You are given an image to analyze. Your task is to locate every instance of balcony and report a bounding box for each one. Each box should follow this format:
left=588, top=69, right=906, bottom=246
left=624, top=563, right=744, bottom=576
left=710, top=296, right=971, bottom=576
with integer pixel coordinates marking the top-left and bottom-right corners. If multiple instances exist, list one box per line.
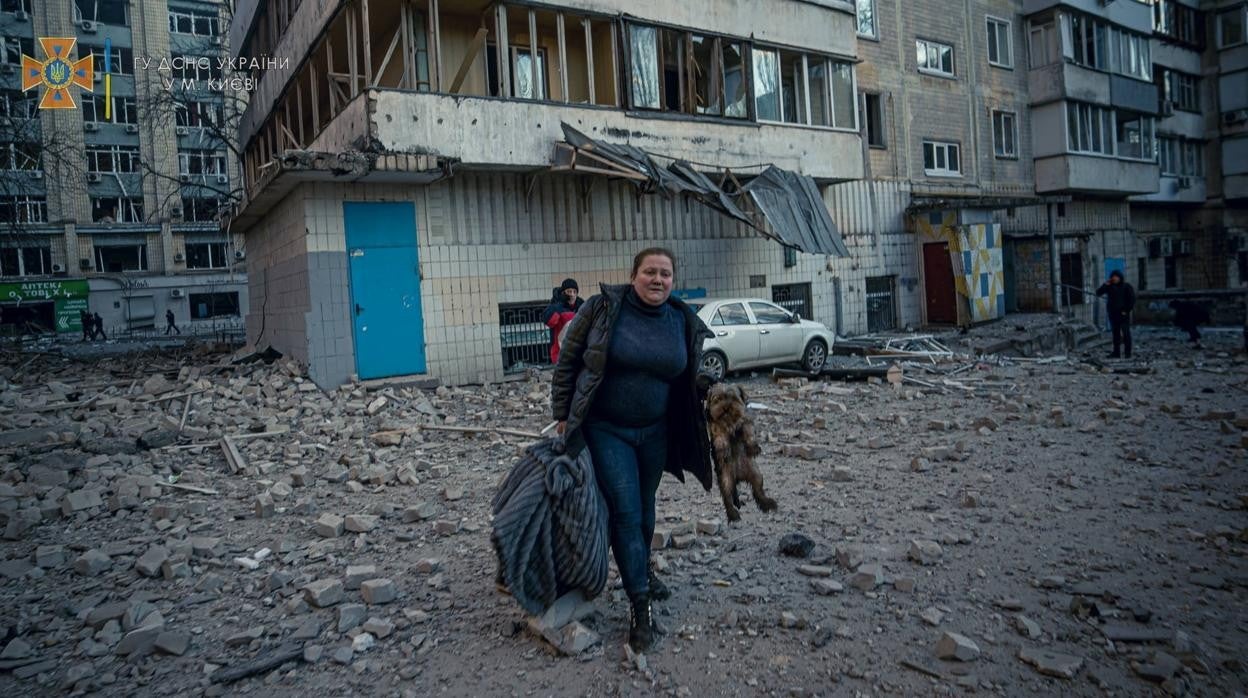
left=1023, top=0, right=1152, bottom=35
left=1029, top=63, right=1157, bottom=114
left=1130, top=175, right=1206, bottom=204
left=1034, top=154, right=1159, bottom=195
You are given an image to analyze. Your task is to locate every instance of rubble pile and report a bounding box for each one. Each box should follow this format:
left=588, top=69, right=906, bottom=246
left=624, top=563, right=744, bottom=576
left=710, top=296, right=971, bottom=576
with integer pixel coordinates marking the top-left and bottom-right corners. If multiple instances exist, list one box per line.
left=0, top=330, right=1245, bottom=696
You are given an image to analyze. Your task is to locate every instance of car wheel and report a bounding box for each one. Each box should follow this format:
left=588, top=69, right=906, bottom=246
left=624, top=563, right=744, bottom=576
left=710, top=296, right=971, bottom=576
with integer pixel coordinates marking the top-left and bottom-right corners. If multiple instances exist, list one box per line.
left=700, top=350, right=727, bottom=382
left=801, top=339, right=827, bottom=374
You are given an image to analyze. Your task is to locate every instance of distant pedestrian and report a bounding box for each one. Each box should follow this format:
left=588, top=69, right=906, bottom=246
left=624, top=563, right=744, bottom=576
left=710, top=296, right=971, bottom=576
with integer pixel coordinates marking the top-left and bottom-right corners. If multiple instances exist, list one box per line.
left=541, top=278, right=584, bottom=364
left=1096, top=270, right=1135, bottom=359
left=80, top=309, right=91, bottom=341
left=1169, top=300, right=1209, bottom=349
left=165, top=308, right=180, bottom=335
left=92, top=312, right=107, bottom=341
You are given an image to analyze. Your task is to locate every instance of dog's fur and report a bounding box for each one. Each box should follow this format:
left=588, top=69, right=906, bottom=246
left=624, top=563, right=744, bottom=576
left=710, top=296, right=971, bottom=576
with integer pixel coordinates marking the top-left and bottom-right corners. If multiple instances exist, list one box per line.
left=699, top=376, right=778, bottom=522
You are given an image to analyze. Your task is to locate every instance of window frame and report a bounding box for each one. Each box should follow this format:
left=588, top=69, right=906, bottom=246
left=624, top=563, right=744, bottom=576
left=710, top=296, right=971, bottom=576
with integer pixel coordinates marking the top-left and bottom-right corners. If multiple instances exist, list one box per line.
left=93, top=243, right=148, bottom=272
left=986, top=16, right=1014, bottom=69
left=856, top=0, right=877, bottom=40
left=1218, top=6, right=1246, bottom=48
left=916, top=38, right=955, bottom=78
left=184, top=241, right=230, bottom=269
left=90, top=197, right=144, bottom=224
left=922, top=139, right=962, bottom=177
left=992, top=110, right=1018, bottom=159
left=168, top=8, right=220, bottom=37
left=0, top=195, right=47, bottom=224
left=863, top=92, right=886, bottom=148
left=0, top=246, right=51, bottom=278
left=189, top=291, right=240, bottom=319
left=753, top=44, right=858, bottom=131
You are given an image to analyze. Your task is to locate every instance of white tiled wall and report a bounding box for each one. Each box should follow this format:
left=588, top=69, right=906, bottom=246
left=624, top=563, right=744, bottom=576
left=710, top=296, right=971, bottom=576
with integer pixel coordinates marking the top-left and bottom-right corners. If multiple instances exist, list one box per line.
left=249, top=174, right=924, bottom=387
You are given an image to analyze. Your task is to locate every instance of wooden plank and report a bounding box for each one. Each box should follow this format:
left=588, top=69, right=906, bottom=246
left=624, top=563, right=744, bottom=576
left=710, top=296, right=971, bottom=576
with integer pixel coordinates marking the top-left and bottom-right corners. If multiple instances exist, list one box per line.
left=373, top=25, right=403, bottom=88
left=361, top=0, right=372, bottom=86
left=584, top=18, right=594, bottom=104
left=31, top=395, right=99, bottom=413
left=220, top=437, right=246, bottom=474
left=429, top=0, right=442, bottom=90
left=141, top=388, right=207, bottom=404
left=447, top=27, right=487, bottom=94
left=165, top=481, right=218, bottom=495
left=556, top=13, right=567, bottom=101
left=178, top=394, right=193, bottom=432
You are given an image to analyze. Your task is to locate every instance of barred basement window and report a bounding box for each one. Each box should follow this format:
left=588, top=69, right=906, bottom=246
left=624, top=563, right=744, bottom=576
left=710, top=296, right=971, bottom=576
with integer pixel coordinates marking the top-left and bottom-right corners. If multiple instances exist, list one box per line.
left=499, top=300, right=553, bottom=373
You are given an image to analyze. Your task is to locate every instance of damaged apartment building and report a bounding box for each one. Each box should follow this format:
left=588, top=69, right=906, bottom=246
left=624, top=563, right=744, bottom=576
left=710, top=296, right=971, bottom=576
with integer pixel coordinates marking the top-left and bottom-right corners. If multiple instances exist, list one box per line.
left=227, top=0, right=1246, bottom=388
left=226, top=0, right=885, bottom=387
left=0, top=0, right=247, bottom=336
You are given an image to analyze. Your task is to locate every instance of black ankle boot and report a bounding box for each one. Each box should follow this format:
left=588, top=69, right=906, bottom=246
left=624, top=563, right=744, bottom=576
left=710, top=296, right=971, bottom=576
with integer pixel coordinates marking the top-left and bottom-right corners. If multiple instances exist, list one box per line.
left=629, top=595, right=655, bottom=652
left=648, top=570, right=671, bottom=601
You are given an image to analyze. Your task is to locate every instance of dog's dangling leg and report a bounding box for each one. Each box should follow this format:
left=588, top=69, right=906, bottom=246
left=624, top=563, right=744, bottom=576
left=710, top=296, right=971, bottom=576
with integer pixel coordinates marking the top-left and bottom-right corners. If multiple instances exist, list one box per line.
left=718, top=469, right=741, bottom=522
left=749, top=474, right=778, bottom=513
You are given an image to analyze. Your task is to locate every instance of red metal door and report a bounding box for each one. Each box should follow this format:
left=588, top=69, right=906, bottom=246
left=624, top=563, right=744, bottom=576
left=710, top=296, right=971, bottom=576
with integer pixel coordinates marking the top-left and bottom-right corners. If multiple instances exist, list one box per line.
left=923, top=242, right=958, bottom=325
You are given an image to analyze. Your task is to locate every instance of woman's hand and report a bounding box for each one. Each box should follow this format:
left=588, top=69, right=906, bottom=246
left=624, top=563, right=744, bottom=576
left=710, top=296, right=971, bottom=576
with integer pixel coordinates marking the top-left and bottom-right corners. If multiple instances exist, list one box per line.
left=556, top=421, right=567, bottom=435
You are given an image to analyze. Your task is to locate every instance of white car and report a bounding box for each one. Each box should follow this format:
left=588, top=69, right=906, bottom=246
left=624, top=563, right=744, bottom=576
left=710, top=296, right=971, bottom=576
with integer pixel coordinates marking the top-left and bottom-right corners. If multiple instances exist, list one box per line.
left=686, top=298, right=835, bottom=381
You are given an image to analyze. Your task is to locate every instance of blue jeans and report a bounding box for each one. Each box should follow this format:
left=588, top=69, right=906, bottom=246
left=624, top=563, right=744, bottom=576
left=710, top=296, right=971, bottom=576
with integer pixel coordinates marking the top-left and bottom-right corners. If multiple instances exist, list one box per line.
left=582, top=419, right=667, bottom=603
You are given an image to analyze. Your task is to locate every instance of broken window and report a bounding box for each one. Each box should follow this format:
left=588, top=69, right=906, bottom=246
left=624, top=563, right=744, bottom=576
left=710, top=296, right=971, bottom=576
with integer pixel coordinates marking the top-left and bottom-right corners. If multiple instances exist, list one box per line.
left=181, top=197, right=223, bottom=223
left=753, top=47, right=780, bottom=121
left=83, top=96, right=137, bottom=124
left=0, top=141, right=38, bottom=171
left=189, top=292, right=239, bottom=319
left=74, top=0, right=128, bottom=26
left=756, top=47, right=856, bottom=129
left=185, top=241, right=230, bottom=268
left=488, top=45, right=547, bottom=99
left=0, top=246, right=50, bottom=277
left=629, top=25, right=660, bottom=109
left=94, top=243, right=147, bottom=271
left=85, top=145, right=141, bottom=174
left=0, top=196, right=46, bottom=223
left=91, top=197, right=144, bottom=223
left=722, top=41, right=746, bottom=118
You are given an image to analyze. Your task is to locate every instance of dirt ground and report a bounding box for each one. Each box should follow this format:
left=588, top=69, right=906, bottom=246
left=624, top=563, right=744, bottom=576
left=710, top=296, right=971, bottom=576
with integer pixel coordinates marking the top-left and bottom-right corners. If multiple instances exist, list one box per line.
left=0, top=322, right=1245, bottom=697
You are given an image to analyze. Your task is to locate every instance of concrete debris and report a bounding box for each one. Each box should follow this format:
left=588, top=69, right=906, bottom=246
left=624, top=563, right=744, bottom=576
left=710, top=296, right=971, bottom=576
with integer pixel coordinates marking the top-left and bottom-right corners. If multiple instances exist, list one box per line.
left=0, top=327, right=1242, bottom=694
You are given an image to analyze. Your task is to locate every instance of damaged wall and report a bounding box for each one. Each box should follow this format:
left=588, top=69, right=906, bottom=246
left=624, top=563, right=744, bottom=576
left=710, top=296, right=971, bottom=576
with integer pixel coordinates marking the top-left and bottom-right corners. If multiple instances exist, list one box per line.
left=247, top=171, right=918, bottom=388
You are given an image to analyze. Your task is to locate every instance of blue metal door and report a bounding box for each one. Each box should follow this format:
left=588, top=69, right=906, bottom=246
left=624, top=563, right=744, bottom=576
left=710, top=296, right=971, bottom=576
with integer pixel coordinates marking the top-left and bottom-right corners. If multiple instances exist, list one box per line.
left=344, top=202, right=426, bottom=379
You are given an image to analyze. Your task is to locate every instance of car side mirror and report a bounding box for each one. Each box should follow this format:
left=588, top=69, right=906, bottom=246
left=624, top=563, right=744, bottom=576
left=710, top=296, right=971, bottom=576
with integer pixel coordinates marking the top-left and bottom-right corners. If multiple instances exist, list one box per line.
left=789, top=312, right=801, bottom=323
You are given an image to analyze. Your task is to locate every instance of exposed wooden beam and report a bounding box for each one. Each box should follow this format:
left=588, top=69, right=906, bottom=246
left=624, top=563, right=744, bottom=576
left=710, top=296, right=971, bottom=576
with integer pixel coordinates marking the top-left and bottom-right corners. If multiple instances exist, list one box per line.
left=399, top=1, right=411, bottom=89
left=373, top=25, right=403, bottom=88
left=448, top=27, right=487, bottom=94
left=430, top=0, right=442, bottom=91
left=556, top=13, right=568, bottom=102
left=362, top=0, right=372, bottom=87
left=584, top=18, right=594, bottom=104
left=496, top=5, right=509, bottom=97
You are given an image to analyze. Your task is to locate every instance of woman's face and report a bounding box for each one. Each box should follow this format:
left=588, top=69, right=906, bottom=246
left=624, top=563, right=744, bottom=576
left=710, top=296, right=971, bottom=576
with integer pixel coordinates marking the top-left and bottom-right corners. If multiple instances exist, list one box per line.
left=631, top=254, right=674, bottom=306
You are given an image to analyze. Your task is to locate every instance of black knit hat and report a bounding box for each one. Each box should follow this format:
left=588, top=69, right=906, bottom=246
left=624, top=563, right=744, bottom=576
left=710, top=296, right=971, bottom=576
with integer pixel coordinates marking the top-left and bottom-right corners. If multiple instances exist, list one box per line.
left=1109, top=269, right=1124, bottom=281
left=560, top=278, right=579, bottom=292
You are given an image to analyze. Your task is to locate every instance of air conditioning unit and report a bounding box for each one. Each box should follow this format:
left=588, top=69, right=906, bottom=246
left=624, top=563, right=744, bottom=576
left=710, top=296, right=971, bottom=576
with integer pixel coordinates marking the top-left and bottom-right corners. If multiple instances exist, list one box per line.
left=1148, top=238, right=1162, bottom=259
left=179, top=174, right=191, bottom=183
left=1160, top=101, right=1175, bottom=117
left=1178, top=239, right=1193, bottom=256
left=173, top=252, right=185, bottom=262
left=28, top=170, right=42, bottom=180
left=125, top=124, right=138, bottom=134
left=170, top=288, right=185, bottom=298
left=87, top=172, right=101, bottom=182
left=1161, top=237, right=1175, bottom=257
left=80, top=20, right=98, bottom=33
left=1225, top=109, right=1248, bottom=125
left=51, top=263, right=64, bottom=273
left=233, top=249, right=245, bottom=261
left=176, top=126, right=189, bottom=136
left=84, top=122, right=99, bottom=132
left=13, top=10, right=28, bottom=21
left=215, top=174, right=228, bottom=184
left=79, top=258, right=93, bottom=270
left=1177, top=176, right=1191, bottom=189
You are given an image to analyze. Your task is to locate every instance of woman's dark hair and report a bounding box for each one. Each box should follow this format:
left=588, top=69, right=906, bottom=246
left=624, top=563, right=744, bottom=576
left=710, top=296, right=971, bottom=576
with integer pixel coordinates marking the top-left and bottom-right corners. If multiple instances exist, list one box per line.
left=630, top=247, right=676, bottom=278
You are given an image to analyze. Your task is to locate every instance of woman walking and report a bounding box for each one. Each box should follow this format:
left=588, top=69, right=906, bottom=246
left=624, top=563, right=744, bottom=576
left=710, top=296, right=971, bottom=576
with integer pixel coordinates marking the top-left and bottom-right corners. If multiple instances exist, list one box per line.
left=550, top=248, right=714, bottom=652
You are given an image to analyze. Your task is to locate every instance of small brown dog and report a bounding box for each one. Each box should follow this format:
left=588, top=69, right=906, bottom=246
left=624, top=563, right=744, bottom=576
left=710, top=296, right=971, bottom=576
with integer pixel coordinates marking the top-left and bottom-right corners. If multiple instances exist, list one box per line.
left=701, top=377, right=778, bottom=522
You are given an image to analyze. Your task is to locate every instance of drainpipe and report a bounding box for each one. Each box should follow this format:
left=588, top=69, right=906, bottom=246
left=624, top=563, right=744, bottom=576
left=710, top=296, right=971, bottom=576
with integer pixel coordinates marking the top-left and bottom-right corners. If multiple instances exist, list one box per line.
left=1048, top=203, right=1060, bottom=314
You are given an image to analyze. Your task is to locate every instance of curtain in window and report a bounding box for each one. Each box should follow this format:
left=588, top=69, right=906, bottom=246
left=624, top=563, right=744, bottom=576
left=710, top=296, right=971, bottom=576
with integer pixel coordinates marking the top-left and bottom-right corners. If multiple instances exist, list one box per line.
left=630, top=26, right=660, bottom=109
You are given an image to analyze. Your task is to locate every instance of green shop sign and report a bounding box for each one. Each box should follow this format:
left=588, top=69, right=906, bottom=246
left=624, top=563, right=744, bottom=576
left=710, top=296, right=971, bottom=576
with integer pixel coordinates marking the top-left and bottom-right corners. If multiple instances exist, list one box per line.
left=0, top=280, right=90, bottom=333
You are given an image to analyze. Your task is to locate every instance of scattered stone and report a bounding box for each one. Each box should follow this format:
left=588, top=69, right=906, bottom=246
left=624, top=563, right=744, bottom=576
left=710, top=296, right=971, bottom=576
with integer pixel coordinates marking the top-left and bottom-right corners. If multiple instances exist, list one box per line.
left=362, top=618, right=394, bottom=639
left=893, top=576, right=916, bottom=593
left=254, top=492, right=275, bottom=518
left=34, top=545, right=66, bottom=568
left=907, top=539, right=942, bottom=566
left=1015, top=615, right=1042, bottom=639
left=337, top=604, right=367, bottom=633
left=778, top=532, right=815, bottom=558
left=1018, top=647, right=1082, bottom=679
left=810, top=579, right=843, bottom=595
left=797, top=564, right=833, bottom=577
left=73, top=549, right=111, bottom=576
left=848, top=563, right=884, bottom=591
left=351, top=633, right=375, bottom=652
left=920, top=607, right=944, bottom=627
left=344, top=514, right=379, bottom=533
left=935, top=632, right=980, bottom=662
left=1134, top=651, right=1183, bottom=682
left=345, top=564, right=377, bottom=590
left=314, top=514, right=345, bottom=538
left=696, top=519, right=722, bottom=535
left=134, top=545, right=169, bottom=578
left=331, top=646, right=354, bottom=665
left=304, top=579, right=344, bottom=608
left=361, top=578, right=397, bottom=605
left=830, top=466, right=853, bottom=482
left=403, top=502, right=438, bottom=522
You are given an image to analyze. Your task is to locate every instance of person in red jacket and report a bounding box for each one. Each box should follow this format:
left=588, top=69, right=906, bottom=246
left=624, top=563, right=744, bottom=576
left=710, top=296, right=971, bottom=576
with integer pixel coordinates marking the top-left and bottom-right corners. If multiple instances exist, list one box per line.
left=542, top=278, right=584, bottom=363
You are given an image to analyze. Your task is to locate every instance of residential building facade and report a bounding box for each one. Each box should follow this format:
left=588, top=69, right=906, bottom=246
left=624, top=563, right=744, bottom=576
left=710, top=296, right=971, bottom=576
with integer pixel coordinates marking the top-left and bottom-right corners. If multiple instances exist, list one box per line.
left=229, top=0, right=1244, bottom=388
left=0, top=0, right=246, bottom=337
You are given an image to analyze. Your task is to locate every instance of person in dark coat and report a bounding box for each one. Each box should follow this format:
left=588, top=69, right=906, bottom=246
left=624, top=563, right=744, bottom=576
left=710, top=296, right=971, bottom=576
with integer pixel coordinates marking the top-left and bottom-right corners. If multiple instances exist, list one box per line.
left=551, top=247, right=713, bottom=653
left=79, top=309, right=91, bottom=341
left=1096, top=270, right=1135, bottom=359
left=1169, top=300, right=1210, bottom=348
left=92, top=312, right=107, bottom=341
left=165, top=308, right=180, bottom=335
left=541, top=278, right=583, bottom=364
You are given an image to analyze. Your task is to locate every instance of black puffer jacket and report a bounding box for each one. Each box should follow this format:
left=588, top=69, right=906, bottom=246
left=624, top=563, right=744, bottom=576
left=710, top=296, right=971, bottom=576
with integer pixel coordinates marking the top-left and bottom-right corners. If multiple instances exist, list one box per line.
left=551, top=284, right=714, bottom=491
